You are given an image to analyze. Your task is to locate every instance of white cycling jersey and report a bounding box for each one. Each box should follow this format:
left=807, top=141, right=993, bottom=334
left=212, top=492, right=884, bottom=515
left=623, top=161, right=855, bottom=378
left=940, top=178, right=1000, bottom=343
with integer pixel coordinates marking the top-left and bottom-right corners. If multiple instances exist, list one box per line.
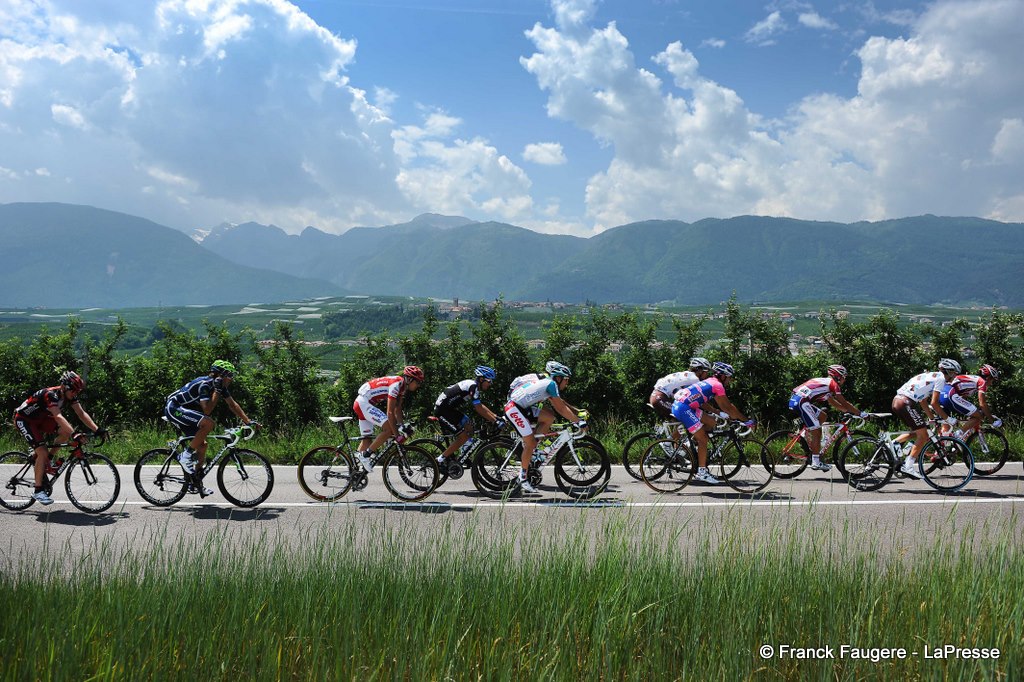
left=654, top=371, right=699, bottom=397
left=896, top=371, right=947, bottom=402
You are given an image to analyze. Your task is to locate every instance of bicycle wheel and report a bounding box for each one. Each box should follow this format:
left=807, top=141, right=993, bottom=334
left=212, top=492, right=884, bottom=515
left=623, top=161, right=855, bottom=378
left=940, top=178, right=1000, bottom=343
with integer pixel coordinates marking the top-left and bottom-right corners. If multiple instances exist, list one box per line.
left=297, top=446, right=354, bottom=502
left=639, top=439, right=693, bottom=493
left=719, top=437, right=774, bottom=494
left=382, top=444, right=439, bottom=501
left=407, top=437, right=450, bottom=483
left=967, top=427, right=1010, bottom=476
left=63, top=453, right=120, bottom=513
left=554, top=439, right=610, bottom=499
left=217, top=449, right=275, bottom=507
left=0, top=451, right=36, bottom=510
left=839, top=437, right=894, bottom=492
left=761, top=430, right=809, bottom=479
left=833, top=429, right=875, bottom=479
left=134, top=448, right=189, bottom=506
left=471, top=438, right=520, bottom=495
left=621, top=431, right=660, bottom=481
left=919, top=437, right=974, bottom=493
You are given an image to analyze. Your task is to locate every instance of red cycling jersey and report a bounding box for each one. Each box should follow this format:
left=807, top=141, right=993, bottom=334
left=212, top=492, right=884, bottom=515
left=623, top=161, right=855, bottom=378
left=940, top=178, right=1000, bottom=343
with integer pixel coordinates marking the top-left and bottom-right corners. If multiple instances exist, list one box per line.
left=947, top=374, right=988, bottom=398
left=357, top=376, right=407, bottom=406
left=14, top=386, right=76, bottom=419
left=791, top=377, right=841, bottom=404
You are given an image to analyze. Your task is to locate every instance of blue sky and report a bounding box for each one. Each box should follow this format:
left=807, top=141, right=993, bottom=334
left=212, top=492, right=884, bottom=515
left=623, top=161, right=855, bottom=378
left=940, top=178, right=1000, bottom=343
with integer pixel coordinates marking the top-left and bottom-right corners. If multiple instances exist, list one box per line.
left=1, top=0, right=1022, bottom=236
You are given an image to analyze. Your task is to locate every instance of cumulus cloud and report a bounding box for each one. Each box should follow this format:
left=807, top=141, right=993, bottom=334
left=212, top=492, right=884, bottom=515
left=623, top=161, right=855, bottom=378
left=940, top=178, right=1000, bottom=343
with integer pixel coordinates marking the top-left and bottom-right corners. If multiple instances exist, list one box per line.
left=798, top=12, right=837, bottom=30
left=523, top=142, right=567, bottom=165
left=745, top=11, right=786, bottom=46
left=520, top=0, right=1024, bottom=228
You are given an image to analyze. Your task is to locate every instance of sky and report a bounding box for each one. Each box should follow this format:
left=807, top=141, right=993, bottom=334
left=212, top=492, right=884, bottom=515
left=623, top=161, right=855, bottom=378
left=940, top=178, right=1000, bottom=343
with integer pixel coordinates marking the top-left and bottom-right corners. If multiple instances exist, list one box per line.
left=1, top=0, right=1022, bottom=236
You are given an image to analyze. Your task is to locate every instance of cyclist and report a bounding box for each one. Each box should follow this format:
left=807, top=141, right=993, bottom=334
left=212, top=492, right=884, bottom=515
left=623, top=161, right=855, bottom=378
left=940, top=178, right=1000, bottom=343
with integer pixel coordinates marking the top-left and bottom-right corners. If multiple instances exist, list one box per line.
left=165, top=360, right=258, bottom=497
left=788, top=365, right=868, bottom=473
left=504, top=360, right=585, bottom=494
left=353, top=365, right=424, bottom=471
left=671, top=361, right=755, bottom=484
left=937, top=363, right=1002, bottom=438
left=433, top=365, right=505, bottom=473
left=12, top=371, right=105, bottom=505
left=649, top=357, right=713, bottom=419
left=890, top=358, right=960, bottom=478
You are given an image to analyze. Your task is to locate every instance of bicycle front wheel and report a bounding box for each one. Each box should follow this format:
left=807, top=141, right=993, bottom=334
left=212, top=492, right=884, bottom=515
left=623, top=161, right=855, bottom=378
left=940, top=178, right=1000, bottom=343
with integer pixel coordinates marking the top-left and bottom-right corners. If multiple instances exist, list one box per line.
left=297, top=446, right=354, bottom=502
left=639, top=439, right=693, bottom=493
left=761, top=430, right=809, bottom=479
left=967, top=427, right=1009, bottom=476
left=839, top=437, right=894, bottom=492
left=0, top=451, right=36, bottom=510
left=919, top=437, right=974, bottom=493
left=621, top=431, right=659, bottom=481
left=554, top=439, right=610, bottom=499
left=134, top=448, right=188, bottom=506
left=471, top=438, right=520, bottom=495
left=719, top=438, right=773, bottom=494
left=64, top=453, right=120, bottom=513
left=382, top=444, right=439, bottom=501
left=217, top=449, right=274, bottom=507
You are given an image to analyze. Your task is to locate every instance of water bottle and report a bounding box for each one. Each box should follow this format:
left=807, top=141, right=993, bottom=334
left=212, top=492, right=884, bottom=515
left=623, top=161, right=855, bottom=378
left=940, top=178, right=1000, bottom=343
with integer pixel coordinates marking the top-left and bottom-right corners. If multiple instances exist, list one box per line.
left=458, top=437, right=475, bottom=458
left=953, top=429, right=965, bottom=440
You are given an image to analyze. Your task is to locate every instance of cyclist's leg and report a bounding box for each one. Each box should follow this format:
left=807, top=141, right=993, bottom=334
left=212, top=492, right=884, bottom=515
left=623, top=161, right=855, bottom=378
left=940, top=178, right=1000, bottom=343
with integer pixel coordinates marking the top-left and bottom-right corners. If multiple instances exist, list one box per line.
left=650, top=391, right=678, bottom=443
left=192, top=416, right=215, bottom=469
left=14, top=415, right=57, bottom=490
left=354, top=396, right=390, bottom=454
left=504, top=402, right=535, bottom=476
left=796, top=401, right=824, bottom=462
left=534, top=405, right=556, bottom=437
left=892, top=396, right=928, bottom=462
left=947, top=394, right=977, bottom=435
left=435, top=410, right=469, bottom=458
left=671, top=402, right=707, bottom=466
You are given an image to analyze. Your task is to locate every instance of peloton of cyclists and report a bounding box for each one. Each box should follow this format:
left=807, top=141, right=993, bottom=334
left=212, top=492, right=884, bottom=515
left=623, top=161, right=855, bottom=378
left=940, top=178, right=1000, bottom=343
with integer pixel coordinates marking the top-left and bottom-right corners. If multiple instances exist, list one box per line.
left=433, top=365, right=506, bottom=475
left=649, top=357, right=713, bottom=419
left=353, top=365, right=425, bottom=472
left=12, top=371, right=106, bottom=505
left=788, top=365, right=869, bottom=473
left=889, top=358, right=961, bottom=479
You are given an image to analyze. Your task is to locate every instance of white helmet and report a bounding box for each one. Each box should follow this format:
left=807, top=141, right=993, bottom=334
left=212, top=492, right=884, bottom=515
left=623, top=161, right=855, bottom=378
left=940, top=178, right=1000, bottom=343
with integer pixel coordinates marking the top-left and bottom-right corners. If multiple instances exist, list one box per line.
left=689, top=357, right=712, bottom=371
left=544, top=360, right=572, bottom=378
left=937, top=358, right=961, bottom=374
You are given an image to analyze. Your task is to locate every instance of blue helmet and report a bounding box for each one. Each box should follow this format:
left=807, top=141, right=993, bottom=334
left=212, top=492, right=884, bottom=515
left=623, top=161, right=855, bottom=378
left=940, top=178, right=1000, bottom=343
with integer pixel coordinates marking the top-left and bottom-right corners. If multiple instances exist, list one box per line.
left=475, top=365, right=497, bottom=381
left=712, top=361, right=735, bottom=377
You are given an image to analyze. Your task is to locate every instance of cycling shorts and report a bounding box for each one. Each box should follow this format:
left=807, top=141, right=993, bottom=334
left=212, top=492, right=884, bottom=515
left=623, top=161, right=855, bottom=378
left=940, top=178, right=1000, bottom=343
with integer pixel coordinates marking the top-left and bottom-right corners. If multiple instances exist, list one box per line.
left=433, top=406, right=469, bottom=436
left=939, top=391, right=977, bottom=418
left=13, top=413, right=57, bottom=448
left=164, top=401, right=206, bottom=438
left=649, top=390, right=675, bottom=420
left=504, top=401, right=536, bottom=437
left=891, top=395, right=927, bottom=431
left=670, top=401, right=704, bottom=434
left=353, top=395, right=388, bottom=437
left=789, top=395, right=824, bottom=430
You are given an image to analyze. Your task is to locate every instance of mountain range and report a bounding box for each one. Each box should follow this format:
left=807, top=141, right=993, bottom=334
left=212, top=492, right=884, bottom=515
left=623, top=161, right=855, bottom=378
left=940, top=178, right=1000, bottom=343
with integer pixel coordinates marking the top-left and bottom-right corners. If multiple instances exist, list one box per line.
left=2, top=201, right=1023, bottom=308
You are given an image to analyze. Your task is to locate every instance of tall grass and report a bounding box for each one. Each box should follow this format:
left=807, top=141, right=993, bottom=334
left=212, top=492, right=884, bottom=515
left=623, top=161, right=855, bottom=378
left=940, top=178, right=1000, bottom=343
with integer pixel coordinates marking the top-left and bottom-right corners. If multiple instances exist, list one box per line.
left=2, top=510, right=1021, bottom=680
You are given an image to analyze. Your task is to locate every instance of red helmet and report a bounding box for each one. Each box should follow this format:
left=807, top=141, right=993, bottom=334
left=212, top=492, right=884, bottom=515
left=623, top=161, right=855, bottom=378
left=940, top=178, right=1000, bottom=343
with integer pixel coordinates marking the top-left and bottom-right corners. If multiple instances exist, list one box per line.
left=403, top=365, right=425, bottom=382
left=827, top=365, right=848, bottom=380
left=60, top=370, right=85, bottom=392
left=979, top=364, right=1000, bottom=379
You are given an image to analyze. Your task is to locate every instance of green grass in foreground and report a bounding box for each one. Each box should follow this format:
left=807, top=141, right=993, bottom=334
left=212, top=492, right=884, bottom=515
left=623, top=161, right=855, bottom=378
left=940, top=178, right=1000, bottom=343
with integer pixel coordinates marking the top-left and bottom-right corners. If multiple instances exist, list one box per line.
left=1, top=512, right=1022, bottom=680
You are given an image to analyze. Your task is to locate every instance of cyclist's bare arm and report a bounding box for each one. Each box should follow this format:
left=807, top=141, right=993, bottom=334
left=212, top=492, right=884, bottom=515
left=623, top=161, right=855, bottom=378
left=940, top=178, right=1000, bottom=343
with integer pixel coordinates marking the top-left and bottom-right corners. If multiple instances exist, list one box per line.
left=473, top=403, right=498, bottom=422
left=829, top=394, right=861, bottom=415
left=549, top=396, right=580, bottom=424
left=224, top=396, right=253, bottom=425
left=927, top=392, right=950, bottom=422
left=386, top=395, right=402, bottom=430
left=978, top=392, right=993, bottom=421
left=715, top=395, right=747, bottom=421
left=71, top=401, right=100, bottom=433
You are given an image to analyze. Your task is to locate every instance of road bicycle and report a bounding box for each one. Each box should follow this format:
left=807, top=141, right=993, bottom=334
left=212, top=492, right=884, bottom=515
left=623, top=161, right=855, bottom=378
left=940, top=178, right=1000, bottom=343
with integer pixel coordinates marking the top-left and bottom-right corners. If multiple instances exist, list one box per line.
left=406, top=417, right=508, bottom=485
left=134, top=421, right=273, bottom=508
left=837, top=415, right=974, bottom=493
left=762, top=413, right=875, bottom=479
left=638, top=418, right=773, bottom=494
left=471, top=413, right=610, bottom=500
left=620, top=405, right=684, bottom=481
left=0, top=431, right=120, bottom=513
left=297, top=416, right=439, bottom=502
left=952, top=417, right=1010, bottom=476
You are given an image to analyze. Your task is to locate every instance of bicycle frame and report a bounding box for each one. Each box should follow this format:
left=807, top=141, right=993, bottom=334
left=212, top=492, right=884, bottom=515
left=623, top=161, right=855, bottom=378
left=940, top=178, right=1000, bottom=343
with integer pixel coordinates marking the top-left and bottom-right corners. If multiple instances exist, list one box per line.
left=164, top=424, right=257, bottom=476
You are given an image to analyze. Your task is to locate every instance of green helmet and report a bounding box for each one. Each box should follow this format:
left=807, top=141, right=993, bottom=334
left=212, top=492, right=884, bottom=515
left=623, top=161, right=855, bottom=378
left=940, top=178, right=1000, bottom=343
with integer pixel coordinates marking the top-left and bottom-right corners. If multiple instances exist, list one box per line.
left=210, top=359, right=236, bottom=376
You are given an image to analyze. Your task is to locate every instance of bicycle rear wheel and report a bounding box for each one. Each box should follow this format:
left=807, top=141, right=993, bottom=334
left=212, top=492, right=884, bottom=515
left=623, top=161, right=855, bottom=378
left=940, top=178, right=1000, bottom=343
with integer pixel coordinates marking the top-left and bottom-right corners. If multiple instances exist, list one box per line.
left=719, top=437, right=773, bottom=494
left=0, top=451, right=36, bottom=510
left=554, top=439, right=610, bottom=499
left=919, top=437, right=974, bottom=493
left=761, top=430, right=809, bottom=479
left=967, top=427, right=1009, bottom=476
left=471, top=438, right=520, bottom=495
left=65, top=453, right=120, bottom=513
left=382, top=444, right=439, bottom=501
left=134, top=448, right=188, bottom=506
left=639, top=439, right=693, bottom=493
left=839, top=437, right=894, bottom=492
left=621, top=431, right=659, bottom=481
left=217, top=449, right=274, bottom=507
left=297, top=446, right=354, bottom=502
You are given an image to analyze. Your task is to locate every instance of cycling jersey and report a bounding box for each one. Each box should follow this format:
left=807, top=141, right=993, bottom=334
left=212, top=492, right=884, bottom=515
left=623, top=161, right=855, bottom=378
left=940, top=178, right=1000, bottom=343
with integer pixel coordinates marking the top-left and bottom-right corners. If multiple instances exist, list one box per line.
left=674, top=378, right=726, bottom=410
left=896, top=372, right=947, bottom=402
left=508, top=373, right=541, bottom=399
left=947, top=374, right=988, bottom=398
left=791, top=377, right=841, bottom=405
left=14, top=386, right=76, bottom=418
left=508, top=378, right=559, bottom=409
left=653, top=371, right=699, bottom=397
left=167, top=376, right=225, bottom=409
left=434, top=379, right=482, bottom=411
left=357, top=376, right=407, bottom=406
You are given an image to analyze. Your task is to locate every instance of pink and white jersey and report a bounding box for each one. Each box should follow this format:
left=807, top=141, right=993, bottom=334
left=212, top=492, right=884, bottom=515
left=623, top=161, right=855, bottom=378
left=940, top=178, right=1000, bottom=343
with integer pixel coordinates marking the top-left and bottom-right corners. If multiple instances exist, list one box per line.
left=948, top=374, right=988, bottom=398
left=792, top=377, right=841, bottom=404
left=675, top=377, right=726, bottom=409
left=897, top=372, right=947, bottom=402
left=654, top=371, right=699, bottom=397
left=357, top=376, right=406, bottom=406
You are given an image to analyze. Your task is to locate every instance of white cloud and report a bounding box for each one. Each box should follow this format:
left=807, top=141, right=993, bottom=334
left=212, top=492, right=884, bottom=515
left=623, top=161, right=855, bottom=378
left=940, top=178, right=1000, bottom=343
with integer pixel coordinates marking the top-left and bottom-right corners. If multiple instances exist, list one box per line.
left=798, top=12, right=837, bottom=30
left=700, top=38, right=726, bottom=49
left=51, top=103, right=88, bottom=129
left=523, top=142, right=567, bottom=165
left=745, top=11, right=785, bottom=46
left=522, top=0, right=1024, bottom=227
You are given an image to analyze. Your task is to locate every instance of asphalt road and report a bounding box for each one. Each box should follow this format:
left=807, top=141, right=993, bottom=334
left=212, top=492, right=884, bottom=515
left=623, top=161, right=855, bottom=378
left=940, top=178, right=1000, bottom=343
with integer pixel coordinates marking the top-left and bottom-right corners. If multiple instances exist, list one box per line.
left=3, top=464, right=1023, bottom=568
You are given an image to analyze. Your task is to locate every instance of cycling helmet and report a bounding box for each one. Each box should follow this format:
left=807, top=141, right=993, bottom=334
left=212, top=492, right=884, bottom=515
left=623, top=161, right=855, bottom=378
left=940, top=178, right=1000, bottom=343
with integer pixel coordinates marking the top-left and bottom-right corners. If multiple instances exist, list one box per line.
left=689, top=357, right=712, bottom=371
left=712, top=361, right=734, bottom=377
left=60, top=370, right=85, bottom=392
left=210, top=359, right=236, bottom=376
left=827, top=364, right=848, bottom=380
left=937, top=358, right=962, bottom=374
left=979, top=364, right=1000, bottom=379
left=545, top=360, right=572, bottom=378
left=474, top=365, right=497, bottom=381
left=403, top=365, right=425, bottom=382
